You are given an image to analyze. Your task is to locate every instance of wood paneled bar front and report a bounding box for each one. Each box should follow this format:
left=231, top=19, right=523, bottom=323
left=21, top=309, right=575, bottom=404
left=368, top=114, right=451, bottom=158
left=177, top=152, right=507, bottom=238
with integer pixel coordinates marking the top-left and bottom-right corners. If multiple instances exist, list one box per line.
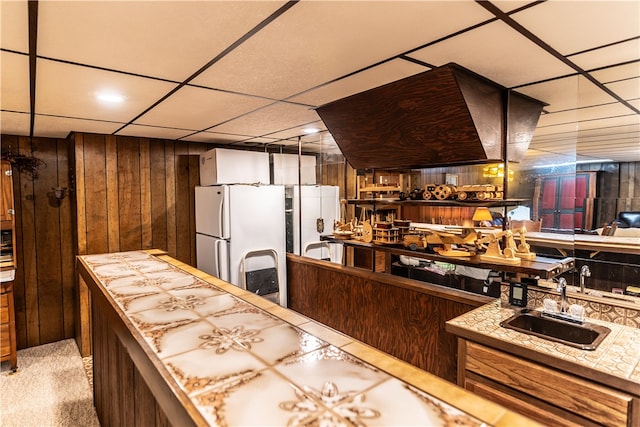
left=77, top=250, right=538, bottom=427
left=286, top=253, right=493, bottom=382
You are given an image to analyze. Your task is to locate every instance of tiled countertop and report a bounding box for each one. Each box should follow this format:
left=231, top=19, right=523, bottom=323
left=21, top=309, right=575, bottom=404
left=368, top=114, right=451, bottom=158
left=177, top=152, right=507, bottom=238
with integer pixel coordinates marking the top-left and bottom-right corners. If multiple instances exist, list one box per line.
left=446, top=299, right=640, bottom=395
left=77, top=250, right=540, bottom=427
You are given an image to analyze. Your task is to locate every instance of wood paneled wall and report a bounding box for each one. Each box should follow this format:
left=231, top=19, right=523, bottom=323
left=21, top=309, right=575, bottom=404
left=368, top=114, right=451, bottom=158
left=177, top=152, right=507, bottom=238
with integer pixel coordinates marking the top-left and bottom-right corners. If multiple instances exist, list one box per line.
left=72, top=133, right=209, bottom=354
left=1, top=132, right=209, bottom=350
left=0, top=135, right=75, bottom=349
left=72, top=132, right=208, bottom=264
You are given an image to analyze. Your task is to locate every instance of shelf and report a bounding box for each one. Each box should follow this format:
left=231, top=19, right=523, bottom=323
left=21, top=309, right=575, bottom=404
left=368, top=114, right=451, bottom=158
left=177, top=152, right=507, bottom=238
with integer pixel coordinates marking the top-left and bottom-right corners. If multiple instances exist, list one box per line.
left=358, top=185, right=402, bottom=193
left=347, top=198, right=529, bottom=208
left=321, top=236, right=574, bottom=279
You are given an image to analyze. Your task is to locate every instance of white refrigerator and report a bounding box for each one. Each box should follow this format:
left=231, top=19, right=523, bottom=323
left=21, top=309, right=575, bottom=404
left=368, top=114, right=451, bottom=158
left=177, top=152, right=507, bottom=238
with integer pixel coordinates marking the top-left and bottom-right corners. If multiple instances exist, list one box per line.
left=195, top=185, right=287, bottom=306
left=288, top=185, right=342, bottom=263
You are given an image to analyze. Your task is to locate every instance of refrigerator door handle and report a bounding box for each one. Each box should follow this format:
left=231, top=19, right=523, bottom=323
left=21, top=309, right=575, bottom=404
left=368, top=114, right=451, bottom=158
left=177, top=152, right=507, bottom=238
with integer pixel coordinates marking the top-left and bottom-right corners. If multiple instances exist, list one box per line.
left=215, top=238, right=224, bottom=278
left=218, top=196, right=225, bottom=238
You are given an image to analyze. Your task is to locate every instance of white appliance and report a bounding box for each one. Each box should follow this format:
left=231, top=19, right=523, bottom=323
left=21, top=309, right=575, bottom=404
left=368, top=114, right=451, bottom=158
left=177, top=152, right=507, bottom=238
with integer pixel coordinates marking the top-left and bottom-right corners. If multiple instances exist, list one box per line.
left=199, top=148, right=270, bottom=185
left=195, top=185, right=287, bottom=306
left=271, top=153, right=317, bottom=185
left=287, top=185, right=342, bottom=263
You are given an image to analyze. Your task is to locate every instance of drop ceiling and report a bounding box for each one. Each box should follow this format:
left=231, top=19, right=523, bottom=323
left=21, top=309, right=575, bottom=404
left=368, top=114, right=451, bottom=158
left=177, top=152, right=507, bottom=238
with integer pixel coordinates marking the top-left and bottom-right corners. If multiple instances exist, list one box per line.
left=1, top=0, right=638, bottom=169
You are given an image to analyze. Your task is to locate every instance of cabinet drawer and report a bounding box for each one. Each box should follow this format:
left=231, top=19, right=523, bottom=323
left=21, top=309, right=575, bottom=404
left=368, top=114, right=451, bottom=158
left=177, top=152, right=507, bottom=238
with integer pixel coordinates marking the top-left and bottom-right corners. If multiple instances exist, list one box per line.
left=0, top=323, right=10, bottom=357
left=465, top=341, right=633, bottom=427
left=465, top=374, right=595, bottom=427
left=0, top=293, right=8, bottom=308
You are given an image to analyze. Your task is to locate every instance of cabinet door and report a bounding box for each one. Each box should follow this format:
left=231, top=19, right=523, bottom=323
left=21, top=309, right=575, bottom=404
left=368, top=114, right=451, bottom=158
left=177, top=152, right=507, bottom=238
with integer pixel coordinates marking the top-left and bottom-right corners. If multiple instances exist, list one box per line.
left=0, top=161, right=14, bottom=223
left=463, top=341, right=633, bottom=427
left=539, top=172, right=595, bottom=231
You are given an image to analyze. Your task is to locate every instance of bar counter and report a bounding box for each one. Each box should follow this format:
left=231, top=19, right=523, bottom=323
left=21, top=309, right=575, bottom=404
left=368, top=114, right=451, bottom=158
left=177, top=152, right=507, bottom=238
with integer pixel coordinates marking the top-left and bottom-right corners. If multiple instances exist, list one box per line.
left=77, top=249, right=539, bottom=426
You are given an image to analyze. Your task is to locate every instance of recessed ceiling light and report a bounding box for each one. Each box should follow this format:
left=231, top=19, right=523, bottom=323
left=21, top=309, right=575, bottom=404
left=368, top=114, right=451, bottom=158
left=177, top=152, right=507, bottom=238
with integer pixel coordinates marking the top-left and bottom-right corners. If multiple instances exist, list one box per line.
left=302, top=127, right=319, bottom=134
left=96, top=92, right=125, bottom=103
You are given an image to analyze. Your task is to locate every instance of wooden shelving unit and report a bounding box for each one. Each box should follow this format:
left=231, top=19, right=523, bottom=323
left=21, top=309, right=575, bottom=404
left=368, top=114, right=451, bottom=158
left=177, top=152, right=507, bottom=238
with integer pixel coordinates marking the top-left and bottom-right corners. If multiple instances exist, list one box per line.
left=347, top=198, right=529, bottom=208
left=323, top=236, right=574, bottom=279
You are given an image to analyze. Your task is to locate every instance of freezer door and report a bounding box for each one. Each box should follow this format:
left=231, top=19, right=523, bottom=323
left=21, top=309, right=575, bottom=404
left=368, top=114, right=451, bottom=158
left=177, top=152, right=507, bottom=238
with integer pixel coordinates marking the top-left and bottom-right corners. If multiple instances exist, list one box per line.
left=196, top=233, right=230, bottom=281
left=291, top=185, right=340, bottom=260
left=195, top=185, right=230, bottom=239
left=226, top=185, right=286, bottom=292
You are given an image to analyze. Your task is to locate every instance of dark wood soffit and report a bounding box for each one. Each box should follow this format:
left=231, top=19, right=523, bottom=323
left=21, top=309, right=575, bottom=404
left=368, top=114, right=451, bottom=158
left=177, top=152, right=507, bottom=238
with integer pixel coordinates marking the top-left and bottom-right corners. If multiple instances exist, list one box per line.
left=316, top=63, right=544, bottom=170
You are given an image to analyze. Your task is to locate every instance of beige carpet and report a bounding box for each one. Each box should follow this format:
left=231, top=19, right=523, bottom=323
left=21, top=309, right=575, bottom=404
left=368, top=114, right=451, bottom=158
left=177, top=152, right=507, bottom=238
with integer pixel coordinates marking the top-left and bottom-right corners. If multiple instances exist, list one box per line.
left=0, top=339, right=100, bottom=427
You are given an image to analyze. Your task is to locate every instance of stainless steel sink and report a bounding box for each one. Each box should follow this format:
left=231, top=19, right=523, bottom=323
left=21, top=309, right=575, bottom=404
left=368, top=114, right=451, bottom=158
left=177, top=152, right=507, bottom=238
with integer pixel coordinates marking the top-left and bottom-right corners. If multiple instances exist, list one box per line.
left=500, top=309, right=611, bottom=350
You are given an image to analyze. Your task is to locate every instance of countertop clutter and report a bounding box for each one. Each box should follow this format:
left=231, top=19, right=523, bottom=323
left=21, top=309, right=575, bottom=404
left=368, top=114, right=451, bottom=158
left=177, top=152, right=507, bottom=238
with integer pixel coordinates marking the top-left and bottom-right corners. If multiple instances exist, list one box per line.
left=77, top=250, right=539, bottom=426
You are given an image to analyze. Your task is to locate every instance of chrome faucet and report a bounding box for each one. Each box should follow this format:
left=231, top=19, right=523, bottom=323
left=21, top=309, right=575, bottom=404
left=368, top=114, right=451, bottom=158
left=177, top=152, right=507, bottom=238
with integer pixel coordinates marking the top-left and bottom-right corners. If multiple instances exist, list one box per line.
left=580, top=265, right=591, bottom=293
left=557, top=277, right=568, bottom=313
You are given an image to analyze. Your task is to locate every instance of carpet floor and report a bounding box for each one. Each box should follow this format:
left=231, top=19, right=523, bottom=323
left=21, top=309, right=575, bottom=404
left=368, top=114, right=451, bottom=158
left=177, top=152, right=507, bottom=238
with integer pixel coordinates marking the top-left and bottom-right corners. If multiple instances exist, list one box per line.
left=0, top=339, right=100, bottom=427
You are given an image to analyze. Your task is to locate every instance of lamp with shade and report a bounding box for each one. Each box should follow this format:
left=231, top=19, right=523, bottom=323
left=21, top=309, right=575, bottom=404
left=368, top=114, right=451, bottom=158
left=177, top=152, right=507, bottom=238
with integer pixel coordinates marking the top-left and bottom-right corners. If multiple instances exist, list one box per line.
left=472, top=207, right=493, bottom=227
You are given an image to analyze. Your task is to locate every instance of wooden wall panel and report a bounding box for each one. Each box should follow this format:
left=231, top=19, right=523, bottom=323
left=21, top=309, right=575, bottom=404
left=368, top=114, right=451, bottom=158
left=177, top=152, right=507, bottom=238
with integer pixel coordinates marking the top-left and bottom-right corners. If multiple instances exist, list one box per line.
left=117, top=137, right=142, bottom=251
left=1, top=135, right=75, bottom=348
left=140, top=138, right=152, bottom=249
left=57, top=139, right=76, bottom=339
left=17, top=136, right=40, bottom=347
left=72, top=133, right=207, bottom=264
left=164, top=141, right=177, bottom=257
left=174, top=143, right=192, bottom=264
left=287, top=255, right=485, bottom=382
left=32, top=137, right=65, bottom=343
left=82, top=133, right=109, bottom=254
left=105, top=135, right=120, bottom=252
left=618, top=162, right=640, bottom=211
left=150, top=141, right=168, bottom=250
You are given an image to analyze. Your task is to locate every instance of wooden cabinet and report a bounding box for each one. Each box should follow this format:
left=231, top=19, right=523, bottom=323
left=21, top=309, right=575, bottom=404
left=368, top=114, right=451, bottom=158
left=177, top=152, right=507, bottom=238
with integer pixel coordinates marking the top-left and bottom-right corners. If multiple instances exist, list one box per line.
left=1, top=160, right=18, bottom=370
left=0, top=160, right=16, bottom=268
left=0, top=160, right=14, bottom=223
left=458, top=340, right=637, bottom=427
left=1, top=281, right=17, bottom=371
left=537, top=172, right=596, bottom=231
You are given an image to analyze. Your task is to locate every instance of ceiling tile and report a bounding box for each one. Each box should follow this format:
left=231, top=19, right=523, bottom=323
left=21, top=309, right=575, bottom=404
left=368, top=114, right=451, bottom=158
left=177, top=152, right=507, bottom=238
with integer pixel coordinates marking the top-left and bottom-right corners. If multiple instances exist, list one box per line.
left=35, top=59, right=178, bottom=122
left=571, top=39, right=640, bottom=71
left=115, top=124, right=194, bottom=140
left=288, top=59, right=428, bottom=107
left=491, top=1, right=534, bottom=14
left=33, top=115, right=122, bottom=139
left=134, top=85, right=273, bottom=130
left=538, top=103, right=632, bottom=129
left=211, top=103, right=320, bottom=137
left=36, top=1, right=288, bottom=81
left=516, top=76, right=581, bottom=113
left=0, top=0, right=28, bottom=52
left=590, top=62, right=640, bottom=83
left=181, top=132, right=252, bottom=144
left=532, top=121, right=580, bottom=138
left=406, top=21, right=575, bottom=88
left=1, top=51, right=30, bottom=112
left=576, top=114, right=640, bottom=135
left=192, top=1, right=492, bottom=99
left=606, top=77, right=640, bottom=102
left=265, top=120, right=327, bottom=140
left=511, top=1, right=640, bottom=55
left=1, top=111, right=30, bottom=136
